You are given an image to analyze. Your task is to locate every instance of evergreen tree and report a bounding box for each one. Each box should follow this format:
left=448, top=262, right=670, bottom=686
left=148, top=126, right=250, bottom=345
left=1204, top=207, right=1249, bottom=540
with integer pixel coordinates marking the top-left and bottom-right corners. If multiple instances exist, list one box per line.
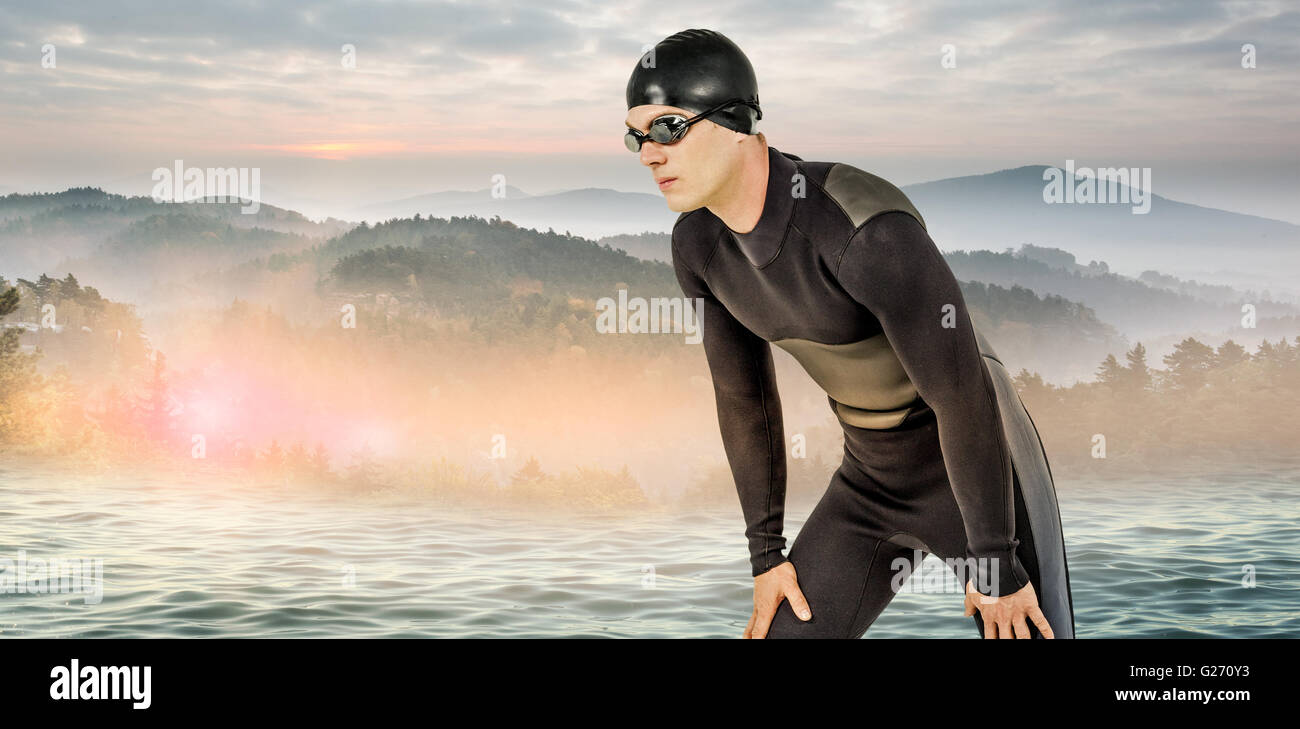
left=34, top=274, right=56, bottom=303
left=511, top=456, right=546, bottom=485
left=0, top=284, right=28, bottom=393
left=60, top=273, right=81, bottom=299
left=1123, top=342, right=1152, bottom=392
left=0, top=291, right=42, bottom=443
left=286, top=441, right=309, bottom=476
left=262, top=439, right=285, bottom=472
left=1096, top=353, right=1124, bottom=386
left=0, top=284, right=19, bottom=323
left=1012, top=368, right=1052, bottom=399
left=1161, top=337, right=1215, bottom=391
left=1271, top=337, right=1296, bottom=367
left=310, top=441, right=332, bottom=479
left=1253, top=339, right=1276, bottom=364
left=1214, top=340, right=1248, bottom=368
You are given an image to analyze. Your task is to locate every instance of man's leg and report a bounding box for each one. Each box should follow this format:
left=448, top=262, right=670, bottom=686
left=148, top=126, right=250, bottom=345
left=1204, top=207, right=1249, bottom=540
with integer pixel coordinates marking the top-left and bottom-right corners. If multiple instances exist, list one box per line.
left=765, top=467, right=916, bottom=639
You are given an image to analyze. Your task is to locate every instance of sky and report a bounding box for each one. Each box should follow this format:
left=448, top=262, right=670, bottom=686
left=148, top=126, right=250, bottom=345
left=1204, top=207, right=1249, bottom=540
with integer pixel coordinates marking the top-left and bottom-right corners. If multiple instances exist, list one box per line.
left=1, top=0, right=1297, bottom=223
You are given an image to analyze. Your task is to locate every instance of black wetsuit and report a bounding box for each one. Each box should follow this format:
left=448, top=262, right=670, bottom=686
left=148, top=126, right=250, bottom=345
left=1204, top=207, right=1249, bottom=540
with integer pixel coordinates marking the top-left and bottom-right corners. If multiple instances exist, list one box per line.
left=671, top=145, right=1076, bottom=638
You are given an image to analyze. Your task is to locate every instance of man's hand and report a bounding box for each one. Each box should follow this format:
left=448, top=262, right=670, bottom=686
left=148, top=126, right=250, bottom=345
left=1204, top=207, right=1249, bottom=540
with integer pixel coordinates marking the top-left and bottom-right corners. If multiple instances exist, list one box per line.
left=963, top=579, right=1054, bottom=639
left=743, top=561, right=811, bottom=638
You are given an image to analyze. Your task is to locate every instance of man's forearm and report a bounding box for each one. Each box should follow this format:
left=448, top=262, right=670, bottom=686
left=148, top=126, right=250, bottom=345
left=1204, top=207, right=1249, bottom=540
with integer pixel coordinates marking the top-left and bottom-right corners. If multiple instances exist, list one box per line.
left=713, top=366, right=789, bottom=577
left=834, top=211, right=1030, bottom=596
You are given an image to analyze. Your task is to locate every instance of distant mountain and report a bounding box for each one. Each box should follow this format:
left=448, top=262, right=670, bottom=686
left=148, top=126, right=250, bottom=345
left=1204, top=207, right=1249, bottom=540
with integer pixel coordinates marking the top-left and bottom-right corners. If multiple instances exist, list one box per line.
left=356, top=163, right=1299, bottom=301
left=353, top=185, right=531, bottom=220
left=350, top=186, right=676, bottom=240
left=15, top=159, right=1298, bottom=296
left=900, top=165, right=1300, bottom=294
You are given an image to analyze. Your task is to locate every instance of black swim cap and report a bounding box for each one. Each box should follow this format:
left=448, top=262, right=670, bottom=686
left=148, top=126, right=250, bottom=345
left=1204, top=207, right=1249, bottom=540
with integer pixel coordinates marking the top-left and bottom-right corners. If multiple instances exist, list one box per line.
left=626, top=29, right=762, bottom=135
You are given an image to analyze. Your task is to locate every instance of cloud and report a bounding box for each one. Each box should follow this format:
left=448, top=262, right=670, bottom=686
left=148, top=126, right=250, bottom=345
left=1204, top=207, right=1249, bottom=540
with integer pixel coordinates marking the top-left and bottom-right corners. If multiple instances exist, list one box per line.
left=0, top=0, right=1295, bottom=221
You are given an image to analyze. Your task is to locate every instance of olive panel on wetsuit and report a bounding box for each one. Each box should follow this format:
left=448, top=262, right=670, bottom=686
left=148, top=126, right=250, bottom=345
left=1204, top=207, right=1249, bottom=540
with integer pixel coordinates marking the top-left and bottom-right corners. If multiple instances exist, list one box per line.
left=672, top=145, right=1076, bottom=638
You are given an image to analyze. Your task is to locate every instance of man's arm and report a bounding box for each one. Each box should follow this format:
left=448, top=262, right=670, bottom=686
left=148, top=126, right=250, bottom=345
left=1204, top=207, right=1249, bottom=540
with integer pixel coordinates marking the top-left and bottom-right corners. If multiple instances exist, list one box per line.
left=672, top=235, right=789, bottom=578
left=833, top=211, right=1030, bottom=597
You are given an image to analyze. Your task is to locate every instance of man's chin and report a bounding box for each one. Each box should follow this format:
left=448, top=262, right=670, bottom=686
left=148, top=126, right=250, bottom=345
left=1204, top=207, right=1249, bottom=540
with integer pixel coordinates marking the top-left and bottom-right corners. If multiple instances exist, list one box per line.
left=663, top=192, right=702, bottom=213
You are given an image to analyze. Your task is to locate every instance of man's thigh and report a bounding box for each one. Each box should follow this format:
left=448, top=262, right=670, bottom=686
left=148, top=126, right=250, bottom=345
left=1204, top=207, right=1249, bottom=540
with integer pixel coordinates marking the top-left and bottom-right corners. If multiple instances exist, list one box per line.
left=765, top=469, right=916, bottom=639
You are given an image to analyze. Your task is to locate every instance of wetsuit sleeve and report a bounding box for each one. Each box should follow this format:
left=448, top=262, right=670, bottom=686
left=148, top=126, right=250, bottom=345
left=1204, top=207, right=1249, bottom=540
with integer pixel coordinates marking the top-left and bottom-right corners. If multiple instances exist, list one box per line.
left=672, top=235, right=789, bottom=578
left=833, top=212, right=1031, bottom=598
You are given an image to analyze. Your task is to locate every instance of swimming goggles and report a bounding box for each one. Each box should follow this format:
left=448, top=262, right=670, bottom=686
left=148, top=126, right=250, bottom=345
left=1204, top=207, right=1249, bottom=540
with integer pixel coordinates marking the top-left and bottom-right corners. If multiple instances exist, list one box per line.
left=624, top=99, right=762, bottom=152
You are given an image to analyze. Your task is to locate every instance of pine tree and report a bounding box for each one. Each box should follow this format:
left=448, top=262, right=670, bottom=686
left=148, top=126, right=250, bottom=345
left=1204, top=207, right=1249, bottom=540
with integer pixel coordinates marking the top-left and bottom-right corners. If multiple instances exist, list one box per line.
left=286, top=441, right=309, bottom=477
left=60, top=273, right=81, bottom=300
left=34, top=274, right=56, bottom=303
left=262, top=439, right=285, bottom=472
left=511, top=456, right=546, bottom=485
left=0, top=284, right=32, bottom=410
left=310, top=441, right=332, bottom=479
left=1162, top=337, right=1215, bottom=391
left=1123, top=342, right=1152, bottom=392
left=1096, top=354, right=1124, bottom=386
left=1214, top=340, right=1248, bottom=368
left=1253, top=340, right=1276, bottom=364
left=1272, top=337, right=1296, bottom=367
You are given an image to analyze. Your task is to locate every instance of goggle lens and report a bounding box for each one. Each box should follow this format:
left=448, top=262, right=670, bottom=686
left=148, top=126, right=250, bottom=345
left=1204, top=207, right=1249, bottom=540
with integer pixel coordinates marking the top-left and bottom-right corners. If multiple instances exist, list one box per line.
left=625, top=115, right=687, bottom=152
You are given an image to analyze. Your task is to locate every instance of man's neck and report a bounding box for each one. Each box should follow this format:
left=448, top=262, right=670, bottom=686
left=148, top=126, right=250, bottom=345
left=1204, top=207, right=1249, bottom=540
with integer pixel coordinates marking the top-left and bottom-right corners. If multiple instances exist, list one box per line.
left=709, top=141, right=769, bottom=234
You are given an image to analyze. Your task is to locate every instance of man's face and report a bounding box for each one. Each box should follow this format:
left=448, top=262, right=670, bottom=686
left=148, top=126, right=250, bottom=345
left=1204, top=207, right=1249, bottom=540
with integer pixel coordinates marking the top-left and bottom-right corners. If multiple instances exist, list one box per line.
left=625, top=104, right=741, bottom=213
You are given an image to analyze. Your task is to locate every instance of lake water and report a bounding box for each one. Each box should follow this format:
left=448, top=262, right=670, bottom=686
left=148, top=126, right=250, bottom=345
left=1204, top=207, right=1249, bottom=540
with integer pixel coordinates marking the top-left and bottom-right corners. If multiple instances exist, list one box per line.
left=1, top=464, right=1296, bottom=638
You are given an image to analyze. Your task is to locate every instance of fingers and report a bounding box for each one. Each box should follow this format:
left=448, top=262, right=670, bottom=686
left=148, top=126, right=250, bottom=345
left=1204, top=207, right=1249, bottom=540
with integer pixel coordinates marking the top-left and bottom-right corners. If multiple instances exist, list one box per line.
left=743, top=610, right=756, bottom=639
left=751, top=604, right=776, bottom=639
left=1029, top=607, right=1055, bottom=639
left=998, top=618, right=1014, bottom=639
left=1013, top=614, right=1031, bottom=639
left=785, top=584, right=813, bottom=621
left=969, top=581, right=1056, bottom=639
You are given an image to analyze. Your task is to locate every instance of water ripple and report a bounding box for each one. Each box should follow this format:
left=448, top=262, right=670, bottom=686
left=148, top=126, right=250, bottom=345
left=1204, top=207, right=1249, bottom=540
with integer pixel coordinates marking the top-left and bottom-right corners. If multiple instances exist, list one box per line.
left=0, top=469, right=1296, bottom=637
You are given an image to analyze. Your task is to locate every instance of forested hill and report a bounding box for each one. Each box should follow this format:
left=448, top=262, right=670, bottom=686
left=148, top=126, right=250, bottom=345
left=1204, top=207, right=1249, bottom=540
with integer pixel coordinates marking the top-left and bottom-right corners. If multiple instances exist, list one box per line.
left=310, top=215, right=1114, bottom=377
left=70, top=212, right=321, bottom=295
left=0, top=187, right=351, bottom=233
left=0, top=187, right=353, bottom=278
left=944, top=245, right=1299, bottom=340
left=317, top=215, right=678, bottom=299
left=0, top=189, right=1135, bottom=383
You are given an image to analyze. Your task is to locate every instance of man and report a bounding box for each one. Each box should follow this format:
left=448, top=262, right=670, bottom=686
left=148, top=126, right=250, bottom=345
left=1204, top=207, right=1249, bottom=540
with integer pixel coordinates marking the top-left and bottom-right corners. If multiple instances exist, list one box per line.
left=625, top=29, right=1076, bottom=639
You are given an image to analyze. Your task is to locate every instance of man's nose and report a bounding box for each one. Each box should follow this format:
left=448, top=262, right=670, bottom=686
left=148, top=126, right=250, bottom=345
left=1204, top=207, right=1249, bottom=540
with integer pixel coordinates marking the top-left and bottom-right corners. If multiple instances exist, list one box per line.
left=639, top=140, right=666, bottom=166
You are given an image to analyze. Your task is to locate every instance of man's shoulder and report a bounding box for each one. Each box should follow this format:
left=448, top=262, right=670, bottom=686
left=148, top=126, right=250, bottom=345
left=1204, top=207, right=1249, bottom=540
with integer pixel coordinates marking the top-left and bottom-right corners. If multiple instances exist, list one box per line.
left=810, top=160, right=927, bottom=232
left=670, top=208, right=723, bottom=274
